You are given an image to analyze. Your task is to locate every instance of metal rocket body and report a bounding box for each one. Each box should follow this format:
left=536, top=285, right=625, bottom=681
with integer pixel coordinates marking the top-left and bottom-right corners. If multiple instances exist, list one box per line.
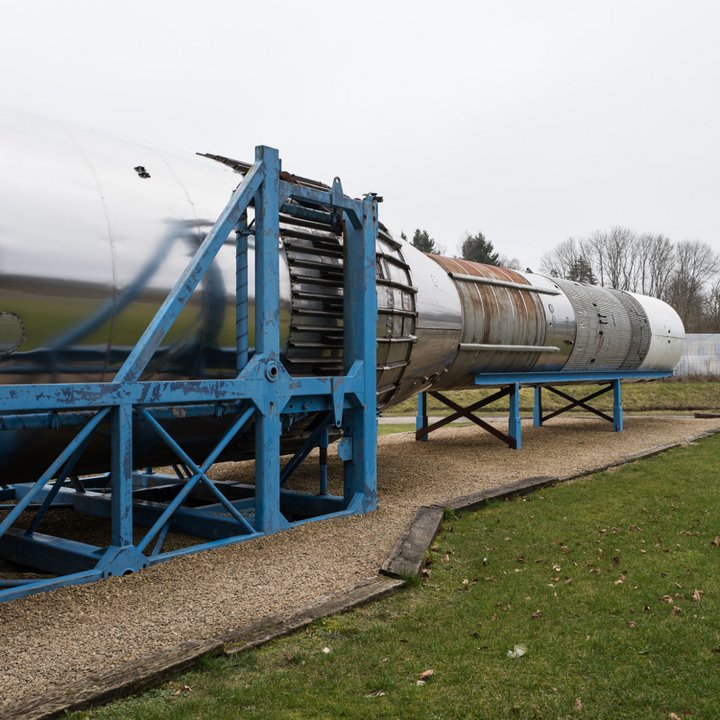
left=0, top=109, right=685, bottom=480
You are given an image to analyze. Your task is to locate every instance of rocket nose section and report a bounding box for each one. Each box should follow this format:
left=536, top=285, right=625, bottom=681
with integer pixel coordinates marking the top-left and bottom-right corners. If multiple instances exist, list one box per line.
left=627, top=292, right=685, bottom=371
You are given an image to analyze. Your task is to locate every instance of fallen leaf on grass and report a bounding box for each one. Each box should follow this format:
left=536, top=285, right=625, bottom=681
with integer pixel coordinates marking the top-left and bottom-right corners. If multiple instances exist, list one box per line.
left=629, top=524, right=643, bottom=532
left=661, top=594, right=674, bottom=604
left=365, top=689, right=386, bottom=698
left=692, top=589, right=705, bottom=602
left=173, top=685, right=192, bottom=696
left=507, top=644, right=527, bottom=658
left=322, top=646, right=331, bottom=654
left=416, top=680, right=426, bottom=686
left=532, top=610, right=542, bottom=620
left=628, top=621, right=637, bottom=628
left=419, top=668, right=434, bottom=680
left=672, top=606, right=682, bottom=615
left=711, top=536, right=720, bottom=547
left=574, top=697, right=583, bottom=711
left=552, top=564, right=561, bottom=572
left=614, top=573, right=626, bottom=585
left=669, top=713, right=681, bottom=720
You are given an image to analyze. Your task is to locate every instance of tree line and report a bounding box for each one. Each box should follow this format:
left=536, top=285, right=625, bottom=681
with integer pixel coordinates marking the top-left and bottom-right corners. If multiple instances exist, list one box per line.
left=400, top=224, right=720, bottom=332
left=401, top=228, right=518, bottom=268
left=540, top=227, right=720, bottom=332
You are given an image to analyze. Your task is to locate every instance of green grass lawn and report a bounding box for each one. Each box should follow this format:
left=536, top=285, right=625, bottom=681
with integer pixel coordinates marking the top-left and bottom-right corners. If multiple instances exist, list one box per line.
left=383, top=380, right=720, bottom=416
left=378, top=423, right=419, bottom=435
left=69, top=434, right=720, bottom=720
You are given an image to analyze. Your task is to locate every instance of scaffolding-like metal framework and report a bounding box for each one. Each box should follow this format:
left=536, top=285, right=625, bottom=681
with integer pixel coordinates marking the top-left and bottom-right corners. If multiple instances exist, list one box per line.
left=416, top=370, right=671, bottom=449
left=0, top=146, right=379, bottom=603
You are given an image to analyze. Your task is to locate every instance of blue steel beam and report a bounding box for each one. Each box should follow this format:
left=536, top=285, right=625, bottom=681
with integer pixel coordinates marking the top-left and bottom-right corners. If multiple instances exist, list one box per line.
left=110, top=403, right=134, bottom=547
left=236, top=209, right=250, bottom=372
left=613, top=379, right=623, bottom=432
left=508, top=383, right=521, bottom=450
left=475, top=370, right=671, bottom=385
left=253, top=146, right=285, bottom=535
left=0, top=373, right=365, bottom=412
left=416, top=391, right=429, bottom=443
left=341, top=193, right=378, bottom=514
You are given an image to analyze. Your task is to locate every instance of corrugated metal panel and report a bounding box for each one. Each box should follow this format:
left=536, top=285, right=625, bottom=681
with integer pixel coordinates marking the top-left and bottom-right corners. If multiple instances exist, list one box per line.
left=555, top=280, right=634, bottom=371
left=609, top=290, right=652, bottom=369
left=674, top=334, right=720, bottom=377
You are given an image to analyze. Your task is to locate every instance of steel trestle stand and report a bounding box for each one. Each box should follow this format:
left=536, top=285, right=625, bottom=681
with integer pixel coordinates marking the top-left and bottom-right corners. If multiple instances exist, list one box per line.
left=415, top=371, right=671, bottom=450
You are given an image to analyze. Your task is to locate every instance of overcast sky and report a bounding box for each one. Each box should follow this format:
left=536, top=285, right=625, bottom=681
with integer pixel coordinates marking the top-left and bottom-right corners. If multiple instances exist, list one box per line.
left=1, top=0, right=718, bottom=269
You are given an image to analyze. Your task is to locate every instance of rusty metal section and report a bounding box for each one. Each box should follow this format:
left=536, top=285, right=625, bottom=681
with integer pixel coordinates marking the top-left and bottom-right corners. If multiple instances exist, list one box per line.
left=522, top=272, right=576, bottom=371
left=429, top=258, right=547, bottom=389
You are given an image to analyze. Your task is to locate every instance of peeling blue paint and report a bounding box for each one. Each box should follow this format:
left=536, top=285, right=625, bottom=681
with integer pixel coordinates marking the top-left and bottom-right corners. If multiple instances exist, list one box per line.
left=0, top=146, right=379, bottom=603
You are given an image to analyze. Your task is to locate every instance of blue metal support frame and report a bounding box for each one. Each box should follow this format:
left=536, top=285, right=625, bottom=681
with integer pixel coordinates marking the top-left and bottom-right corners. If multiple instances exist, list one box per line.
left=415, top=370, right=670, bottom=450
left=0, top=147, right=379, bottom=602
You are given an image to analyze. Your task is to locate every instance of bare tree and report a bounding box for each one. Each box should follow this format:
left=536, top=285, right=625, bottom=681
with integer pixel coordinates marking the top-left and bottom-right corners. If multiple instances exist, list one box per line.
left=644, top=234, right=676, bottom=298
left=498, top=254, right=522, bottom=270
left=541, top=231, right=720, bottom=329
left=589, top=226, right=637, bottom=290
left=666, top=240, right=720, bottom=330
left=540, top=238, right=583, bottom=278
left=705, top=279, right=720, bottom=332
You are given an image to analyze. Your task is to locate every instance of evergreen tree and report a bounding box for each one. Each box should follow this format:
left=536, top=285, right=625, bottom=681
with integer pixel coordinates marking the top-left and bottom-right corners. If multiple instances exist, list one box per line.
left=411, top=228, right=439, bottom=254
left=460, top=232, right=499, bottom=265
left=566, top=257, right=597, bottom=284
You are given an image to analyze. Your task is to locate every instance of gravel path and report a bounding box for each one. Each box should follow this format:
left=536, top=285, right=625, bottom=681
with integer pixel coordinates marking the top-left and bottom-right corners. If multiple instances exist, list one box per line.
left=1, top=415, right=719, bottom=708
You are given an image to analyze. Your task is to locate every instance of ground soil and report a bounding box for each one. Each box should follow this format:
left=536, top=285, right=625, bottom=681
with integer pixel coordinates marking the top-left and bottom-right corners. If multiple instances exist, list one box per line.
left=1, top=415, right=719, bottom=709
